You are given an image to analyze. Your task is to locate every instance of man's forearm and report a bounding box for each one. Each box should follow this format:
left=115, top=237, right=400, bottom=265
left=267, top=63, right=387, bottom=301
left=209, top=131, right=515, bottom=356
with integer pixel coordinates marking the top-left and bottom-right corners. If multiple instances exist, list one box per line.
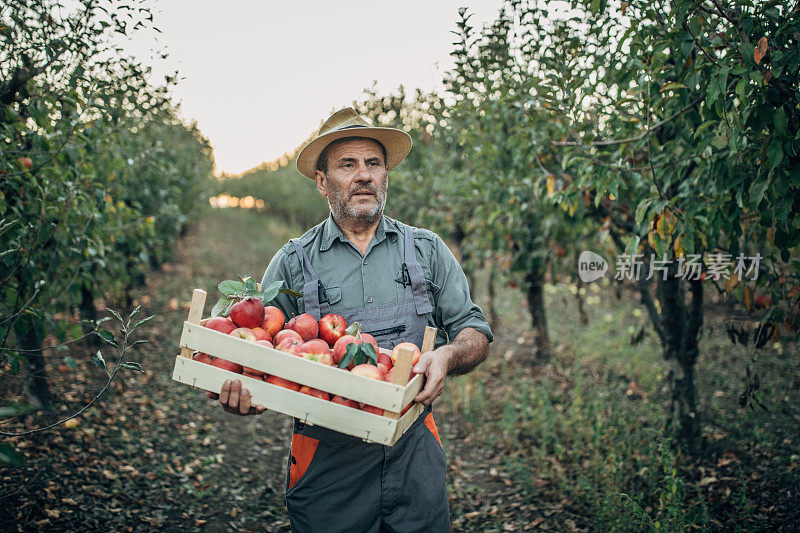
left=441, top=327, right=490, bottom=376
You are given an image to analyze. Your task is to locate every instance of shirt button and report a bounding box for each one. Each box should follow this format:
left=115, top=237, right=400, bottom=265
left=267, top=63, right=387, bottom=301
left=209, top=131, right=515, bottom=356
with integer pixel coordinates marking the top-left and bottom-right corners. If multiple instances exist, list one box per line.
left=362, top=259, right=368, bottom=266
left=366, top=297, right=373, bottom=304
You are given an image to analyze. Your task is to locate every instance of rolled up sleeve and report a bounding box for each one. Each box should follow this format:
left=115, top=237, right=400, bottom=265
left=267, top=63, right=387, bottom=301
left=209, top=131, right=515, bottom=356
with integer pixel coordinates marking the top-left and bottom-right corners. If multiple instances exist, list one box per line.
left=429, top=236, right=493, bottom=344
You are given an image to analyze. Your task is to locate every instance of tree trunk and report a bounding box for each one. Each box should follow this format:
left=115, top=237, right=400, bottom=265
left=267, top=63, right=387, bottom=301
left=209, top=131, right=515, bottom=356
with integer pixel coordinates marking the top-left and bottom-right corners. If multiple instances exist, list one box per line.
left=574, top=252, right=589, bottom=325
left=79, top=283, right=101, bottom=351
left=658, top=263, right=703, bottom=449
left=525, top=270, right=550, bottom=361
left=487, top=263, right=499, bottom=331
left=17, top=318, right=53, bottom=410
left=451, top=224, right=474, bottom=296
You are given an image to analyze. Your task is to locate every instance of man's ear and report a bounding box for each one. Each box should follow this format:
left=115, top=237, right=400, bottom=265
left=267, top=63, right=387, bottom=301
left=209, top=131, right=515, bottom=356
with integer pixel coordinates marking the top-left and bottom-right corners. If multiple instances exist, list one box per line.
left=314, top=170, right=327, bottom=197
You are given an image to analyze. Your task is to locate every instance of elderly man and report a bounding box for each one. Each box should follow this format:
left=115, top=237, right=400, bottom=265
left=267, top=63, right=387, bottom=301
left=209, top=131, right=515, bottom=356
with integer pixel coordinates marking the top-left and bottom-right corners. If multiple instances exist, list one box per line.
left=213, top=107, right=492, bottom=532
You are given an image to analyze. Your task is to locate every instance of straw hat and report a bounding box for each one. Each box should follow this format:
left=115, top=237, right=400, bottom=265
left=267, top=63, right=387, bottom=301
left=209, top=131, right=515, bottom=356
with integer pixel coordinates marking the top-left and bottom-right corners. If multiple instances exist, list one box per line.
left=296, top=107, right=412, bottom=179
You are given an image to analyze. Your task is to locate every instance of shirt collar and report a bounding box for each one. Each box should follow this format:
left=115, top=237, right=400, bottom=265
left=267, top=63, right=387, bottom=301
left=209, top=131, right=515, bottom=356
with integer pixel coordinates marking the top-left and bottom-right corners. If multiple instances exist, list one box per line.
left=320, top=213, right=400, bottom=252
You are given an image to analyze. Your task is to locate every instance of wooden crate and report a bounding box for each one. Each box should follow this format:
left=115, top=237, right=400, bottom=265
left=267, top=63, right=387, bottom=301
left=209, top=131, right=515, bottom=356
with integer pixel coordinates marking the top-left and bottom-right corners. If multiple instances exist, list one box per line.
left=171, top=289, right=434, bottom=446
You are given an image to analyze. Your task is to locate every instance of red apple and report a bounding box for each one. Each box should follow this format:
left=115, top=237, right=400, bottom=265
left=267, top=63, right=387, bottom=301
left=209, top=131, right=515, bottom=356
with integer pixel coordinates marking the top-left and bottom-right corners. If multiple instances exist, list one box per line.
left=331, top=395, right=359, bottom=408
left=377, top=352, right=393, bottom=371
left=276, top=338, right=303, bottom=354
left=333, top=335, right=357, bottom=364
left=265, top=375, right=300, bottom=391
left=256, top=340, right=274, bottom=349
left=383, top=368, right=394, bottom=382
left=298, top=339, right=334, bottom=364
left=377, top=362, right=389, bottom=376
left=391, top=342, right=421, bottom=368
left=287, top=313, right=318, bottom=341
left=319, top=313, right=347, bottom=346
left=250, top=327, right=271, bottom=342
left=298, top=385, right=330, bottom=400
left=192, top=352, right=214, bottom=365
left=274, top=329, right=303, bottom=346
left=230, top=327, right=257, bottom=342
left=18, top=157, right=33, bottom=170
left=303, top=351, right=334, bottom=365
left=211, top=358, right=243, bottom=374
left=230, top=297, right=266, bottom=329
left=205, top=317, right=237, bottom=334
left=262, top=306, right=286, bottom=337
left=360, top=404, right=384, bottom=416
left=351, top=364, right=383, bottom=380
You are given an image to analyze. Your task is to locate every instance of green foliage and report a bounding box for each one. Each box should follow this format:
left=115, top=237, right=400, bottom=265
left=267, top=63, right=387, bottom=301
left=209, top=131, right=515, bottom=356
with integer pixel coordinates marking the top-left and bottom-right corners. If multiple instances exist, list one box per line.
left=0, top=1, right=213, bottom=408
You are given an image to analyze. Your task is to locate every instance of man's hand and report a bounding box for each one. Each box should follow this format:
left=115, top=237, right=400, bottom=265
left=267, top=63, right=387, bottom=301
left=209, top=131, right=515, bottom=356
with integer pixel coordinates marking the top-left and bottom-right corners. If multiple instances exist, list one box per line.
left=411, top=327, right=490, bottom=406
left=206, top=379, right=266, bottom=416
left=412, top=347, right=451, bottom=405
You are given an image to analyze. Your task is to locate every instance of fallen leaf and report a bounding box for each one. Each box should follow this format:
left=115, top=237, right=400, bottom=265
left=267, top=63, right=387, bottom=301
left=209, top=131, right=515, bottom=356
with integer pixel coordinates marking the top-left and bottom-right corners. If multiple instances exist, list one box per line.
left=525, top=517, right=545, bottom=530
left=699, top=476, right=717, bottom=486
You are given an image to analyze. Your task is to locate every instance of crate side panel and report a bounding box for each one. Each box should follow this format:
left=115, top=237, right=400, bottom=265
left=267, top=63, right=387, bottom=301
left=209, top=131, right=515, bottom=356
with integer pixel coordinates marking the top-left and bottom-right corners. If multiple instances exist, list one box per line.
left=172, top=356, right=398, bottom=445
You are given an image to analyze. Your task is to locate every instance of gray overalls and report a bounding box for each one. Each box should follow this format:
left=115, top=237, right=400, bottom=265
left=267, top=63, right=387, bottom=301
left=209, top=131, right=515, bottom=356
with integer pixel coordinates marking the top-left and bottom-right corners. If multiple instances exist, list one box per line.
left=285, top=223, right=451, bottom=533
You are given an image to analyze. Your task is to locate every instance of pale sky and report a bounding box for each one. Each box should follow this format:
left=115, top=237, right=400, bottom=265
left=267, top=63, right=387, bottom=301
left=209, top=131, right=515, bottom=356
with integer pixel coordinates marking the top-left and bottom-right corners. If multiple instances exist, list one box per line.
left=122, top=1, right=505, bottom=175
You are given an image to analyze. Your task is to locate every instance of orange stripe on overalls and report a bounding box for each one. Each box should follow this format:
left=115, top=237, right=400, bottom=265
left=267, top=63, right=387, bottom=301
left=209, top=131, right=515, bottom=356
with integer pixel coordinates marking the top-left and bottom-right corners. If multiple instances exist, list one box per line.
left=289, top=433, right=319, bottom=490
left=424, top=412, right=442, bottom=448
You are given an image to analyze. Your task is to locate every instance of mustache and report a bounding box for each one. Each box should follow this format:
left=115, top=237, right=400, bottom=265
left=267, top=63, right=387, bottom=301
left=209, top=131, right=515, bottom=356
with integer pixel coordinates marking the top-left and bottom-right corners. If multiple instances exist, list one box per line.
left=350, top=188, right=377, bottom=196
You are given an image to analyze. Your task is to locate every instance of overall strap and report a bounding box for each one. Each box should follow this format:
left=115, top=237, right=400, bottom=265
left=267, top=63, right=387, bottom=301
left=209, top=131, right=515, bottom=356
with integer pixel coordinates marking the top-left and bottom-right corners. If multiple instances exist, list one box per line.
left=402, top=224, right=434, bottom=316
left=290, top=238, right=330, bottom=320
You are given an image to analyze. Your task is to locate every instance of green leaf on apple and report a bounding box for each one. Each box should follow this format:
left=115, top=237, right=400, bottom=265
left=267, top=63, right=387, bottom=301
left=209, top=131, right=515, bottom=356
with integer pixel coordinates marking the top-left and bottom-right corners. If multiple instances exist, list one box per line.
left=279, top=288, right=303, bottom=299
left=345, top=322, right=362, bottom=337
left=242, top=276, right=258, bottom=293
left=338, top=342, right=359, bottom=369
left=211, top=296, right=235, bottom=318
left=361, top=342, right=378, bottom=365
left=260, top=280, right=284, bottom=305
left=218, top=280, right=245, bottom=296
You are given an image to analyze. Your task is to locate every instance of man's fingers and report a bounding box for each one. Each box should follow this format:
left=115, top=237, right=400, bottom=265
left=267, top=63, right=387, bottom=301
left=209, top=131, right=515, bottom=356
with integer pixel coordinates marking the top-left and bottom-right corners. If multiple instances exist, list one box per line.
left=207, top=391, right=219, bottom=400
left=218, top=379, right=231, bottom=405
left=412, top=353, right=432, bottom=374
left=254, top=404, right=266, bottom=415
left=239, top=388, right=252, bottom=415
left=228, top=380, right=242, bottom=411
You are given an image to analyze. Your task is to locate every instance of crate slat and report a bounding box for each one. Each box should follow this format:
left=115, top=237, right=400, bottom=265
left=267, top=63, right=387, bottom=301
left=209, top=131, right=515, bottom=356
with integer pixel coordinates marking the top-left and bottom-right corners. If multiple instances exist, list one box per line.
left=172, top=356, right=400, bottom=444
left=179, top=321, right=422, bottom=411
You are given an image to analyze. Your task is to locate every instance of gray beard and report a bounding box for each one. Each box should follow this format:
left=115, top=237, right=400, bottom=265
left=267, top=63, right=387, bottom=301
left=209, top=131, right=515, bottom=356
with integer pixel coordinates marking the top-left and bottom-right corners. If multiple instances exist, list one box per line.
left=328, top=185, right=387, bottom=228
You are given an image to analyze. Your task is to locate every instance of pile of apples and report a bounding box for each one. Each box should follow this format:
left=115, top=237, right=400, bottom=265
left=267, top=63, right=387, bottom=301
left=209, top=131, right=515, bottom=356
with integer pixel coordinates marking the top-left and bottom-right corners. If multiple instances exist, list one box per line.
left=192, top=296, right=421, bottom=416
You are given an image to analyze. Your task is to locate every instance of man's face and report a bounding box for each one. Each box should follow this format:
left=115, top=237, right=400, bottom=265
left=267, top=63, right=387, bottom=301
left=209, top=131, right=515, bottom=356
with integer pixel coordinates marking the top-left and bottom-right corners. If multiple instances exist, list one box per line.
left=314, top=138, right=388, bottom=225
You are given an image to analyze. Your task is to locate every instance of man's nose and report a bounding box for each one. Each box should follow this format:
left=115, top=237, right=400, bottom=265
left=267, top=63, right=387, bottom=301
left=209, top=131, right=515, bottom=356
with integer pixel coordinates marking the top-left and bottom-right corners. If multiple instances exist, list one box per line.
left=355, top=162, right=373, bottom=181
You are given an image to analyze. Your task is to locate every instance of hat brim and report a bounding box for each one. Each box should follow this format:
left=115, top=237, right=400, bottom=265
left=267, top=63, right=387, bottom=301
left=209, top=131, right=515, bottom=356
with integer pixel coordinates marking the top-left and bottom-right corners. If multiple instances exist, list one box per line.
left=296, top=126, right=412, bottom=179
